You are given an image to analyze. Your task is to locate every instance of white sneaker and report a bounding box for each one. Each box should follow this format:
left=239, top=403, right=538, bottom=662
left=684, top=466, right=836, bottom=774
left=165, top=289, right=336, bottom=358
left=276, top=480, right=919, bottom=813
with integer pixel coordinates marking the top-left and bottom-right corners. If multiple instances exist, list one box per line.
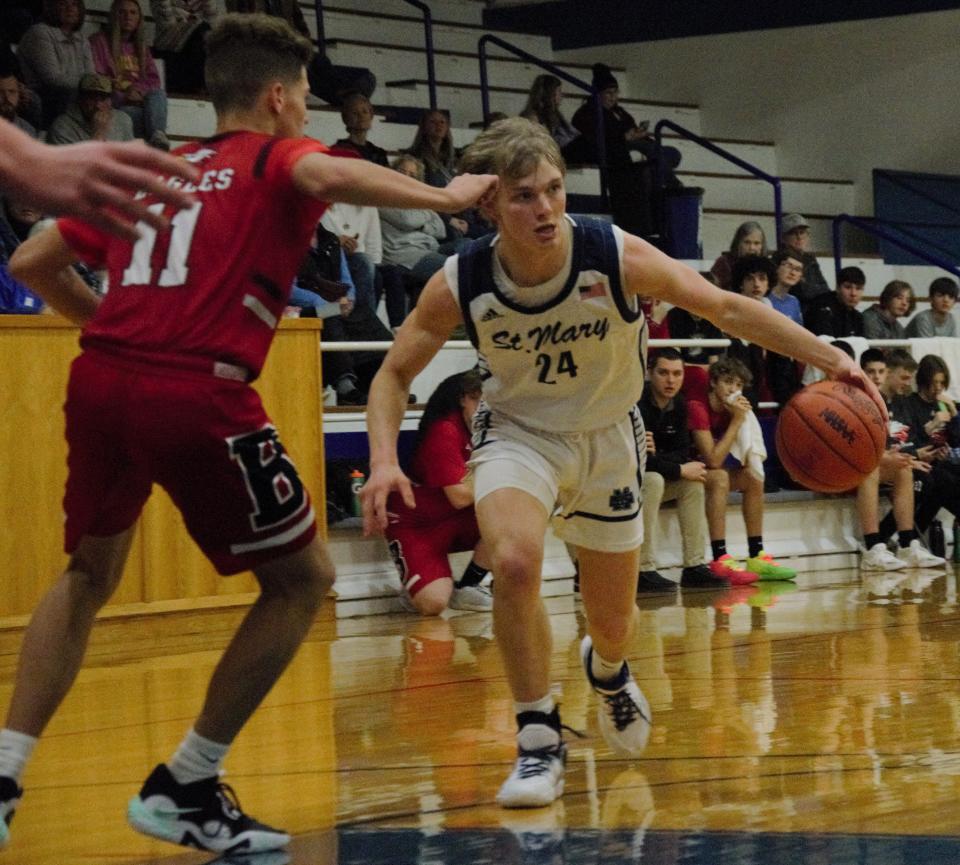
left=449, top=583, right=493, bottom=611
left=861, top=542, right=906, bottom=572
left=897, top=539, right=946, bottom=569
left=497, top=724, right=566, bottom=808
left=580, top=636, right=652, bottom=757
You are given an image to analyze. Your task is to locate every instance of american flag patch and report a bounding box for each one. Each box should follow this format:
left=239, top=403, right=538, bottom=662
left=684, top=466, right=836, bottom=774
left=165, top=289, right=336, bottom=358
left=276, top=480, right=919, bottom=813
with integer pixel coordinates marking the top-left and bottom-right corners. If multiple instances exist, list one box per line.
left=579, top=282, right=606, bottom=299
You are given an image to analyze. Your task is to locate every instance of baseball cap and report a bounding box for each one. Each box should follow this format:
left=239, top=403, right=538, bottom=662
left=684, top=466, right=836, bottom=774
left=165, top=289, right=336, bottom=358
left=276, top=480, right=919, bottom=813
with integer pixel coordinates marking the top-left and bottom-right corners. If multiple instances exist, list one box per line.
left=78, top=73, right=112, bottom=95
left=781, top=213, right=810, bottom=234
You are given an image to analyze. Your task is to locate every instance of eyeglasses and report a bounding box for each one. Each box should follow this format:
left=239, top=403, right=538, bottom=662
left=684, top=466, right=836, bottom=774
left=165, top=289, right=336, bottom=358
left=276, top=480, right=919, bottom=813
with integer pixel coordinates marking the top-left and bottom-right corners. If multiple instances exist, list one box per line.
left=781, top=263, right=804, bottom=273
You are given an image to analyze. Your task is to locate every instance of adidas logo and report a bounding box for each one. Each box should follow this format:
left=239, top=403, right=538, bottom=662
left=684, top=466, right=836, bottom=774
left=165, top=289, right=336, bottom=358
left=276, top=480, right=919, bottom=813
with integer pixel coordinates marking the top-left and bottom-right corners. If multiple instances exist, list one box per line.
left=481, top=308, right=504, bottom=322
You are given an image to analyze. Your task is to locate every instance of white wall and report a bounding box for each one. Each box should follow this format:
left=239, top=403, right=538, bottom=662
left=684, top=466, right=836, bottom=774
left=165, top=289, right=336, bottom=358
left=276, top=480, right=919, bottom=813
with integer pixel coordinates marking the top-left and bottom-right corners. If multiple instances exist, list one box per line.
left=559, top=9, right=960, bottom=215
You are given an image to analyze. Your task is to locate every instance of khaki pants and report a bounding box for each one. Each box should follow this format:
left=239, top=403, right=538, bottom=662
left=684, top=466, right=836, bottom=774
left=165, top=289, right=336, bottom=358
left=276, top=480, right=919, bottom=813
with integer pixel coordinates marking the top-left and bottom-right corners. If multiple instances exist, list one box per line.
left=640, top=471, right=707, bottom=571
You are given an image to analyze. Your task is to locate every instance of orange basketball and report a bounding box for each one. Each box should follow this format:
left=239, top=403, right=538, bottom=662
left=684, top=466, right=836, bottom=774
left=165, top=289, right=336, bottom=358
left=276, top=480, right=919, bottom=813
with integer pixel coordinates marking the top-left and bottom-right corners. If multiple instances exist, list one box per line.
left=775, top=380, right=886, bottom=493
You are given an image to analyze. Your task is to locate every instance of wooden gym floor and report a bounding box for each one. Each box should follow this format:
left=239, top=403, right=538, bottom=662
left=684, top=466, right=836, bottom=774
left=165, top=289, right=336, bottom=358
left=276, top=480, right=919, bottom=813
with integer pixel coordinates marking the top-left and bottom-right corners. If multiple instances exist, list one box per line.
left=3, top=564, right=960, bottom=865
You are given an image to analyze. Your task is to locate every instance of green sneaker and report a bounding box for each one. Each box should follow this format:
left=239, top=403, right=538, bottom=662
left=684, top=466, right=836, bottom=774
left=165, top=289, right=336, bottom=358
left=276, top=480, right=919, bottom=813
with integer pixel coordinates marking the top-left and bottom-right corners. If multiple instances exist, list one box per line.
left=745, top=550, right=796, bottom=581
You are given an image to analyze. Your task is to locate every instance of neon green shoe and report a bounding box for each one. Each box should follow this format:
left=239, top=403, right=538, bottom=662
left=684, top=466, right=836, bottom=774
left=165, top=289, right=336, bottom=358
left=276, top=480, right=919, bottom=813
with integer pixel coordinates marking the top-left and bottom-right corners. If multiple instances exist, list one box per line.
left=745, top=550, right=796, bottom=581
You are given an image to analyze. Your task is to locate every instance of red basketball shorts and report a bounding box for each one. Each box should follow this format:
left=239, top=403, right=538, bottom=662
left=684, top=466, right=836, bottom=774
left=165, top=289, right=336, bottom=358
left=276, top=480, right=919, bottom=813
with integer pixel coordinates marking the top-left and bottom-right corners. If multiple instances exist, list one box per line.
left=62, top=351, right=316, bottom=574
left=385, top=508, right=480, bottom=597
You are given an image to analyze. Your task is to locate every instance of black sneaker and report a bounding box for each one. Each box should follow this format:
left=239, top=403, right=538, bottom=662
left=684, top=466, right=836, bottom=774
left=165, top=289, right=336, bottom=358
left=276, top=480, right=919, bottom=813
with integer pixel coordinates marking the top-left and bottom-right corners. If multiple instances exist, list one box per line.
left=680, top=563, right=730, bottom=589
left=0, top=776, right=22, bottom=849
left=127, top=764, right=289, bottom=854
left=636, top=570, right=676, bottom=593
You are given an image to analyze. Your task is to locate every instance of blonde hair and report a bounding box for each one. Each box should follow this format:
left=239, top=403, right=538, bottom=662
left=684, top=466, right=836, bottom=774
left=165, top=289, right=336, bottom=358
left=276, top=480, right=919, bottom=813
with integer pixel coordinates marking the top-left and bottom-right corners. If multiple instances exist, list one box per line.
left=391, top=154, right=424, bottom=181
left=458, top=116, right=564, bottom=181
left=105, top=0, right=147, bottom=80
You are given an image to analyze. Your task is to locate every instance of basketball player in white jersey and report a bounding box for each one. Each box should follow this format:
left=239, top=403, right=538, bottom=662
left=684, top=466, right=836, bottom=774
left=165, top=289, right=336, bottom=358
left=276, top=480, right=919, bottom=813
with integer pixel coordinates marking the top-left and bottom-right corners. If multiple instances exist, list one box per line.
left=362, top=117, right=885, bottom=807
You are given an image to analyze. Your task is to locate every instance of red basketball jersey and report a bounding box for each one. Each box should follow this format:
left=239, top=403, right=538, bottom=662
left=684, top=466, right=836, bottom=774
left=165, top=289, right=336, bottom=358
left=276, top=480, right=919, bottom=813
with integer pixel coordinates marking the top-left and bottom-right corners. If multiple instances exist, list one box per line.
left=58, top=132, right=330, bottom=379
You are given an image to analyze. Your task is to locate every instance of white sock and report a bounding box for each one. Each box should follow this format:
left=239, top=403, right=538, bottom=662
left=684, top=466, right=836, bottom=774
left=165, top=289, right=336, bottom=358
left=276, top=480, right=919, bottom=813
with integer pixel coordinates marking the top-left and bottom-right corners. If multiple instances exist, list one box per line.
left=515, top=694, right=555, bottom=716
left=591, top=649, right=624, bottom=684
left=0, top=729, right=37, bottom=783
left=167, top=728, right=229, bottom=785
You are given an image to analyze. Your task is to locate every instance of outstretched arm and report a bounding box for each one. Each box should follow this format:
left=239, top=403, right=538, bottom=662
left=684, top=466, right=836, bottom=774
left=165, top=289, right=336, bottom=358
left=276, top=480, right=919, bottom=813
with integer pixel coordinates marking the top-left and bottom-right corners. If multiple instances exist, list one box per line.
left=293, top=151, right=497, bottom=214
left=0, top=120, right=200, bottom=241
left=362, top=271, right=464, bottom=535
left=621, top=233, right=888, bottom=420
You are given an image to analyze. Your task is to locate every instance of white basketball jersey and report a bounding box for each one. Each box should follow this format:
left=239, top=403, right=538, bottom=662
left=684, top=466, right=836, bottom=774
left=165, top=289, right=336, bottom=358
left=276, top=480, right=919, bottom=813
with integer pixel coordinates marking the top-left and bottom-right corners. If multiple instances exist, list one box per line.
left=447, top=216, right=647, bottom=433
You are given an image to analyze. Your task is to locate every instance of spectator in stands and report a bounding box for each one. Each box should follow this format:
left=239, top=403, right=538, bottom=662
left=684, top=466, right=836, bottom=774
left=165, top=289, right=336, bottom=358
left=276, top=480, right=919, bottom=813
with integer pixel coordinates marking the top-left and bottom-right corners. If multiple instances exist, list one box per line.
left=385, top=370, right=493, bottom=615
left=321, top=198, right=382, bottom=316
left=862, top=279, right=914, bottom=340
left=0, top=198, right=45, bottom=313
left=804, top=265, right=866, bottom=337
left=856, top=350, right=945, bottom=570
left=334, top=92, right=388, bottom=166
left=665, top=272, right=724, bottom=367
left=17, top=0, right=95, bottom=127
left=905, top=277, right=958, bottom=338
left=89, top=0, right=169, bottom=149
left=768, top=250, right=805, bottom=326
left=710, top=221, right=767, bottom=291
left=688, top=357, right=797, bottom=584
left=521, top=74, right=590, bottom=164
left=47, top=72, right=134, bottom=144
left=0, top=71, right=38, bottom=138
left=379, top=155, right=451, bottom=330
left=779, top=213, right=830, bottom=309
left=149, top=0, right=218, bottom=96
left=570, top=63, right=680, bottom=238
left=726, top=254, right=801, bottom=410
left=638, top=349, right=723, bottom=591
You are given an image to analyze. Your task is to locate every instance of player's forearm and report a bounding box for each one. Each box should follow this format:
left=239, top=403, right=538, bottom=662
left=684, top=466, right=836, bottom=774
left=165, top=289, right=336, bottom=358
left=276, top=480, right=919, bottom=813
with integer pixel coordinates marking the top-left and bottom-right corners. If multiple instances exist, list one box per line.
left=365, top=366, right=414, bottom=471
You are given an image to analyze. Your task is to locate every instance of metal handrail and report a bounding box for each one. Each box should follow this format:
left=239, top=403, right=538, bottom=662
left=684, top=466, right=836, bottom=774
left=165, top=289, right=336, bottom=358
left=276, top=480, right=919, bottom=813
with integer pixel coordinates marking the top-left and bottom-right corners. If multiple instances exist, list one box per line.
left=653, top=119, right=783, bottom=242
left=831, top=213, right=960, bottom=285
left=477, top=34, right=607, bottom=206
left=312, top=0, right=437, bottom=109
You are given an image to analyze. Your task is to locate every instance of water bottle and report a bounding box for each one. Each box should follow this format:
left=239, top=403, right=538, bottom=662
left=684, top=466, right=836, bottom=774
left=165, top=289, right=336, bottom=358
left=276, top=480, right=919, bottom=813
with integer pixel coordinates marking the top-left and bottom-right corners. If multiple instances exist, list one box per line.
left=953, top=520, right=960, bottom=564
left=350, top=469, right=365, bottom=518
left=929, top=519, right=946, bottom=560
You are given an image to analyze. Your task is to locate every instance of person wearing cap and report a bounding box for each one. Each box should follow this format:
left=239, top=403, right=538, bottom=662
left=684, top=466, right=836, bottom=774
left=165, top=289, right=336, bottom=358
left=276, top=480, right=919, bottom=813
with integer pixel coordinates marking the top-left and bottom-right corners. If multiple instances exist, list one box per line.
left=570, top=63, right=682, bottom=238
left=778, top=212, right=830, bottom=309
left=47, top=72, right=134, bottom=145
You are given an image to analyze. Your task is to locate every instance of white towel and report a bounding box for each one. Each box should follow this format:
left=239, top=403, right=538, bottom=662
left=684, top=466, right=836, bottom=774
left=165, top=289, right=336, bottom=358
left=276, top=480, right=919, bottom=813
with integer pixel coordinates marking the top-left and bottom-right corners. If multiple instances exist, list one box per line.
left=729, top=409, right=767, bottom=481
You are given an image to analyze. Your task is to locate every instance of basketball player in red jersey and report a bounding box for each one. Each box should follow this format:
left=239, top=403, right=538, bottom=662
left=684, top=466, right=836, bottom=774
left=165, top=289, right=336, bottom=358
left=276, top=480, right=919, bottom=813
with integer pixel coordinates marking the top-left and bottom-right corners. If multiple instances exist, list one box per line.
left=0, top=14, right=496, bottom=855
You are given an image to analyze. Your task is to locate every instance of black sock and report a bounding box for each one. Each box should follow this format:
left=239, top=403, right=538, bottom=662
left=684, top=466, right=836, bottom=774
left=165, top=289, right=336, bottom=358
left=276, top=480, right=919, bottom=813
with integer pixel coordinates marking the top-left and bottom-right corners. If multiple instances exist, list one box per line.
left=457, top=559, right=488, bottom=588
left=748, top=536, right=763, bottom=558
left=516, top=706, right=562, bottom=735
left=864, top=532, right=883, bottom=550
left=711, top=539, right=727, bottom=560
left=898, top=529, right=918, bottom=549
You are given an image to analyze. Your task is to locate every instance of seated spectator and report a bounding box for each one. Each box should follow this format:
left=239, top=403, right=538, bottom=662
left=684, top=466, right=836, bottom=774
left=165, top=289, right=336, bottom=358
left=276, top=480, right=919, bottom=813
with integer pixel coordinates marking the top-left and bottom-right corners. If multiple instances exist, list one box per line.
left=768, top=250, right=805, bottom=326
left=857, top=350, right=945, bottom=570
left=905, top=277, right=958, bottom=338
left=321, top=198, right=381, bottom=316
left=520, top=73, right=591, bottom=164
left=779, top=213, right=829, bottom=310
left=901, top=354, right=957, bottom=449
left=378, top=155, right=451, bottom=330
left=385, top=370, right=493, bottom=615
left=804, top=266, right=865, bottom=337
left=862, top=279, right=914, bottom=340
left=710, top=221, right=767, bottom=291
left=688, top=357, right=797, bottom=583
left=570, top=63, right=681, bottom=238
left=726, top=255, right=801, bottom=410
left=149, top=0, right=218, bottom=96
left=89, top=0, right=169, bottom=149
left=639, top=349, right=724, bottom=591
left=665, top=272, right=724, bottom=367
left=0, top=69, right=38, bottom=138
left=333, top=92, right=388, bottom=166
left=47, top=72, right=134, bottom=144
left=641, top=296, right=670, bottom=341
left=0, top=198, right=45, bottom=313
left=17, top=0, right=95, bottom=127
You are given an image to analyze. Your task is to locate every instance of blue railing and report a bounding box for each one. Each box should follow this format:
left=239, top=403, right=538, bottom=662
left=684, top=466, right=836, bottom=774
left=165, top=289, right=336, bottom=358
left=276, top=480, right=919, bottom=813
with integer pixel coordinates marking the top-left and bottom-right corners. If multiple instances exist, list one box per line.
left=654, top=119, right=783, bottom=242
left=832, top=214, right=960, bottom=284
left=477, top=34, right=607, bottom=205
left=312, top=0, right=437, bottom=109
left=874, top=168, right=960, bottom=221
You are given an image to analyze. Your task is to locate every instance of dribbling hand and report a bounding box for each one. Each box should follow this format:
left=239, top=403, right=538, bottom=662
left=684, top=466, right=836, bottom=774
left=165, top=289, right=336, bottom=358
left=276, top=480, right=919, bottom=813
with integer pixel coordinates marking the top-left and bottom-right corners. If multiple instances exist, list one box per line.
left=360, top=464, right=415, bottom=536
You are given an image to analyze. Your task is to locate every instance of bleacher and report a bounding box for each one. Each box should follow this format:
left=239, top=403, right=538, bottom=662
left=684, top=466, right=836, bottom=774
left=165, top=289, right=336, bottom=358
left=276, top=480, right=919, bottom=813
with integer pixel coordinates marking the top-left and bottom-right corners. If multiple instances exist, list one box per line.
left=59, top=0, right=960, bottom=615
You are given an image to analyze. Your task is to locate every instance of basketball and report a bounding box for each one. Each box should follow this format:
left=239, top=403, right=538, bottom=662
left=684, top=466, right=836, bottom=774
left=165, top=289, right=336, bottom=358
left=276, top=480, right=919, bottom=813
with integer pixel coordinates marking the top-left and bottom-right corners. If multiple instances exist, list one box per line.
left=775, top=380, right=886, bottom=493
